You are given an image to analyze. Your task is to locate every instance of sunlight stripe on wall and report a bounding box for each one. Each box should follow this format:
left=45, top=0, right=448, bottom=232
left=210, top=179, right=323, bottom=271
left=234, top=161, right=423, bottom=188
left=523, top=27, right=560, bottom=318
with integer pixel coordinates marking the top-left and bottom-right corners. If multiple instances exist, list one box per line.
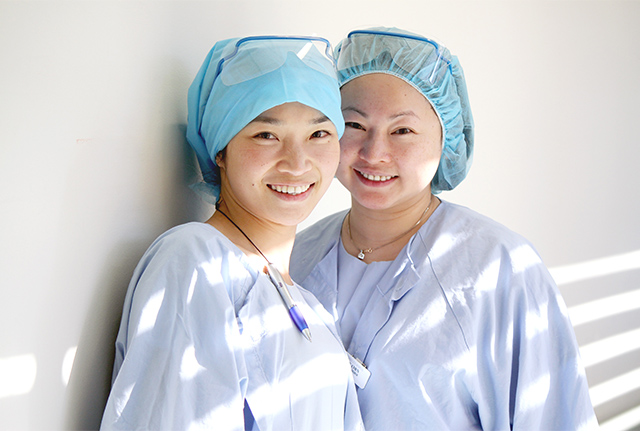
left=0, top=354, right=37, bottom=398
left=549, top=250, right=640, bottom=286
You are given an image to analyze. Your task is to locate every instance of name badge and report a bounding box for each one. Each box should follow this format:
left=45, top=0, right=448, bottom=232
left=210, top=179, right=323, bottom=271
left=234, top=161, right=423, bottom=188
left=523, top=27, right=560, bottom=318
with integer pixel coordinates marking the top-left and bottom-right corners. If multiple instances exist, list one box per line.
left=347, top=353, right=371, bottom=389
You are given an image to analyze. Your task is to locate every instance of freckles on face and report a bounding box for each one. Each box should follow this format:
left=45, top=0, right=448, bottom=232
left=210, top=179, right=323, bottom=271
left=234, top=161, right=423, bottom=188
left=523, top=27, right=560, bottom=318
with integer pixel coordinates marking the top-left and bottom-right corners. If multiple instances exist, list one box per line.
left=337, top=73, right=443, bottom=210
left=216, top=101, right=340, bottom=225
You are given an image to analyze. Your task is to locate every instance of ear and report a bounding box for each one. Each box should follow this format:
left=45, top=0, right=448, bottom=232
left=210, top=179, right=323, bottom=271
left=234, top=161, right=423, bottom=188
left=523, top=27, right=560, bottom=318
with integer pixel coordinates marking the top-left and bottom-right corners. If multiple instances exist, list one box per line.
left=215, top=150, right=225, bottom=169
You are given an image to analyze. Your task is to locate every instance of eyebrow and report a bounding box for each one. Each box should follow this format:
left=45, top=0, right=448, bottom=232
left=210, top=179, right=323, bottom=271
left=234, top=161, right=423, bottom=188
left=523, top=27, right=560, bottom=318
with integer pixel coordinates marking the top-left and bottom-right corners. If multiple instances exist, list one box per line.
left=342, top=106, right=419, bottom=120
left=251, top=115, right=282, bottom=125
left=311, top=115, right=331, bottom=125
left=250, top=114, right=331, bottom=125
left=391, top=110, right=419, bottom=120
left=342, top=106, right=367, bottom=118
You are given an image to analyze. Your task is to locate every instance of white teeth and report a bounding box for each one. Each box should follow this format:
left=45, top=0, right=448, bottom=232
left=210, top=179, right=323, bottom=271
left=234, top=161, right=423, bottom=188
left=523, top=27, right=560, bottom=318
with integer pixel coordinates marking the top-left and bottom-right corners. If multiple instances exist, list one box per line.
left=269, top=184, right=311, bottom=195
left=361, top=172, right=393, bottom=181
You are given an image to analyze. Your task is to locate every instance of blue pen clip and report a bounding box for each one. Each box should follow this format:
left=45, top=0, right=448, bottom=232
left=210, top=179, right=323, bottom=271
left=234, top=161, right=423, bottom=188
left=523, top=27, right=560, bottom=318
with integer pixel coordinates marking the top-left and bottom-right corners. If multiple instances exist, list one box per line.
left=266, top=263, right=312, bottom=342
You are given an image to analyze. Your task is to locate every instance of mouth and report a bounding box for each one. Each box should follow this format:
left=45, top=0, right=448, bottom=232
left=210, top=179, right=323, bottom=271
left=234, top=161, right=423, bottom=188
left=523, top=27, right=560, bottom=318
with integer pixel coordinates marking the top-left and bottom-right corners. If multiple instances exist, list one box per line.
left=268, top=184, right=313, bottom=196
left=356, top=170, right=396, bottom=182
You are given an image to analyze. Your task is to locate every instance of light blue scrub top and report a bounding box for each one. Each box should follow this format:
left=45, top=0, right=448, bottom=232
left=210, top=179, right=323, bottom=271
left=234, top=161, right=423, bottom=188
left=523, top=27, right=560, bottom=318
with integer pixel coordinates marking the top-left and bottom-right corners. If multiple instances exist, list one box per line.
left=291, top=200, right=598, bottom=430
left=101, top=223, right=363, bottom=431
left=336, top=245, right=391, bottom=347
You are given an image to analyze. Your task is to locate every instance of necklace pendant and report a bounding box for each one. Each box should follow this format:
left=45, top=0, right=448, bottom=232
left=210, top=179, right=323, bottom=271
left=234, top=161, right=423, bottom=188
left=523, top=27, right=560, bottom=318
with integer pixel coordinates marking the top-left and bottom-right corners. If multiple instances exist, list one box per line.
left=358, top=250, right=366, bottom=260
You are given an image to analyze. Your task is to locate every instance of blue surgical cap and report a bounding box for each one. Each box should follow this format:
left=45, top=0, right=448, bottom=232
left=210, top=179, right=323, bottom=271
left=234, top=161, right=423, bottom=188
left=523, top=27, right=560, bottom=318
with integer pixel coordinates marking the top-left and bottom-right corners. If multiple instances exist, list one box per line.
left=186, top=36, right=345, bottom=202
left=335, top=27, right=474, bottom=193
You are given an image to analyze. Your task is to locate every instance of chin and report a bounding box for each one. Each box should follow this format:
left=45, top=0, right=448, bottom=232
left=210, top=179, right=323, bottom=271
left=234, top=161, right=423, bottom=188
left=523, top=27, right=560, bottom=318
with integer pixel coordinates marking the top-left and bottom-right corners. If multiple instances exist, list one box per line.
left=271, top=209, right=314, bottom=227
left=351, top=192, right=396, bottom=211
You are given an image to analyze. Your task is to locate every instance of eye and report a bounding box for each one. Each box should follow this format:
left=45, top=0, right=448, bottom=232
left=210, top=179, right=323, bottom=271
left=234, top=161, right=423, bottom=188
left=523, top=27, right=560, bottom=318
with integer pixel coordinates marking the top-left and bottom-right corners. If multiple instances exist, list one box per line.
left=345, top=121, right=365, bottom=131
left=311, top=130, right=331, bottom=139
left=392, top=127, right=414, bottom=135
left=254, top=132, right=276, bottom=140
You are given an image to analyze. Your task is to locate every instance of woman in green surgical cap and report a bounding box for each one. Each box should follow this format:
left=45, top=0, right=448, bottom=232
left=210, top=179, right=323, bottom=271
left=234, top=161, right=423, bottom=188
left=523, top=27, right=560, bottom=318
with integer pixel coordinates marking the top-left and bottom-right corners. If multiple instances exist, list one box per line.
left=101, top=36, right=363, bottom=431
left=291, top=27, right=597, bottom=430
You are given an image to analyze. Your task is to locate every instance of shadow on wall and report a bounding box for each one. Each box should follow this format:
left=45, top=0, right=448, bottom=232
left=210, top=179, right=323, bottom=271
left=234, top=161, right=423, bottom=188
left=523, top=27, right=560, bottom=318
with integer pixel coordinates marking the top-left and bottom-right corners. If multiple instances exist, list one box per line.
left=63, top=127, right=212, bottom=430
left=554, top=252, right=640, bottom=430
left=63, top=241, right=144, bottom=430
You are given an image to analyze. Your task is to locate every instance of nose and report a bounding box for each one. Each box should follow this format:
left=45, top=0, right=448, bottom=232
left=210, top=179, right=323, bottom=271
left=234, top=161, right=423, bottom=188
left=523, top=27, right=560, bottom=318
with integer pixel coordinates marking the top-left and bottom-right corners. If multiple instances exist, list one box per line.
left=277, top=141, right=312, bottom=176
left=358, top=129, right=391, bottom=163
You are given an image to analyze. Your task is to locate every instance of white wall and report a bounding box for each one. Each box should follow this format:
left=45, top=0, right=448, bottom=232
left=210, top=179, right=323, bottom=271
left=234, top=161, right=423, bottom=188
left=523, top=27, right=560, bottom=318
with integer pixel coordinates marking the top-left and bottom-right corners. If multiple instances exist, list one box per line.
left=1, top=1, right=638, bottom=429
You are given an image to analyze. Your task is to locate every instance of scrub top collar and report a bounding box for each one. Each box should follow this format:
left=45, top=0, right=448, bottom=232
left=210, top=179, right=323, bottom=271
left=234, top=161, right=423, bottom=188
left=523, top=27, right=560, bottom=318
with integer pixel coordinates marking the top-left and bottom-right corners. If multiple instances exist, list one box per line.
left=308, top=209, right=441, bottom=301
left=305, top=208, right=444, bottom=362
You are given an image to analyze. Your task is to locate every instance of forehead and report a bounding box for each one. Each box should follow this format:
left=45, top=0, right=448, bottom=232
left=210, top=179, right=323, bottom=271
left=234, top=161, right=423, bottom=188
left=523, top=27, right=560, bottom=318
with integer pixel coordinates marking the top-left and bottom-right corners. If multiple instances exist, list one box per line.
left=341, top=73, right=433, bottom=115
left=249, top=101, right=328, bottom=124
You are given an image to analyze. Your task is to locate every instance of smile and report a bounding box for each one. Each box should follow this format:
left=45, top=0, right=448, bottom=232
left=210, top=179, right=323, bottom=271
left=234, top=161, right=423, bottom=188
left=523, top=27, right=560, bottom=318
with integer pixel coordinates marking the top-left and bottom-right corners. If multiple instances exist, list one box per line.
left=357, top=170, right=395, bottom=182
left=269, top=184, right=312, bottom=195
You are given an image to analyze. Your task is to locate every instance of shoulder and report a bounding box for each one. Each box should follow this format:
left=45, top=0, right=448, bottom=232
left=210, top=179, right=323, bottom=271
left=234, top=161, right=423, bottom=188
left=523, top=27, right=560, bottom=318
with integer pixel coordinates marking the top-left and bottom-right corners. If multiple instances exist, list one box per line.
left=148, top=222, right=234, bottom=254
left=426, top=200, right=537, bottom=260
left=131, top=222, right=255, bottom=303
left=436, top=201, right=526, bottom=240
left=423, top=202, right=564, bottom=348
left=137, top=222, right=246, bottom=271
left=291, top=211, right=346, bottom=282
left=423, top=200, right=554, bottom=299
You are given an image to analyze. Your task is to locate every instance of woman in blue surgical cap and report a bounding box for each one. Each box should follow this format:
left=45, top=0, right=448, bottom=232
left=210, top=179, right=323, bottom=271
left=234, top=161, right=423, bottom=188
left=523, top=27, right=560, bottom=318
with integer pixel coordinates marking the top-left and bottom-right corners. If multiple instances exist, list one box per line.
left=101, top=36, right=363, bottom=431
left=291, top=27, right=597, bottom=430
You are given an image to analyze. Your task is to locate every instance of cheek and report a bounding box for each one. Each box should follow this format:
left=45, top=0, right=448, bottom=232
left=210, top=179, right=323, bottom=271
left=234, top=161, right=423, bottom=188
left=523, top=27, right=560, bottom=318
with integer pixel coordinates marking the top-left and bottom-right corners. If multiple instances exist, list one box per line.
left=242, top=149, right=271, bottom=170
left=339, top=131, right=362, bottom=155
left=336, top=147, right=352, bottom=171
left=414, top=146, right=442, bottom=184
left=337, top=142, right=359, bottom=175
left=397, top=141, right=441, bottom=175
left=335, top=145, right=352, bottom=181
left=314, top=143, right=341, bottom=175
left=329, top=147, right=341, bottom=169
left=226, top=152, right=265, bottom=184
left=428, top=135, right=443, bottom=161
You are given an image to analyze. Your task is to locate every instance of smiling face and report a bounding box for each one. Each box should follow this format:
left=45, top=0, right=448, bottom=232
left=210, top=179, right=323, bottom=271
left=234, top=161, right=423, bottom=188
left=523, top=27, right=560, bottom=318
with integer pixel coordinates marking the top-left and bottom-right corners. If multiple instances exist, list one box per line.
left=336, top=73, right=443, bottom=213
left=217, top=102, right=340, bottom=227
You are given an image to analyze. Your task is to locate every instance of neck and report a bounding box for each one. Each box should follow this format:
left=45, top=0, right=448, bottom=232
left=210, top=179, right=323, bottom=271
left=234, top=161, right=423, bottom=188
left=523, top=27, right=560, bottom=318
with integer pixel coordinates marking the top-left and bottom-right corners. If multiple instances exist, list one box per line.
left=343, top=193, right=439, bottom=263
left=208, top=201, right=296, bottom=281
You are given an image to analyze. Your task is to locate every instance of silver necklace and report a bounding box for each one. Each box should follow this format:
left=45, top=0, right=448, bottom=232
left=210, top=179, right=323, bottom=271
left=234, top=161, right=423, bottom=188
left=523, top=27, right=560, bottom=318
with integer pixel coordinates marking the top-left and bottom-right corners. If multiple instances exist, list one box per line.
left=347, top=195, right=434, bottom=260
